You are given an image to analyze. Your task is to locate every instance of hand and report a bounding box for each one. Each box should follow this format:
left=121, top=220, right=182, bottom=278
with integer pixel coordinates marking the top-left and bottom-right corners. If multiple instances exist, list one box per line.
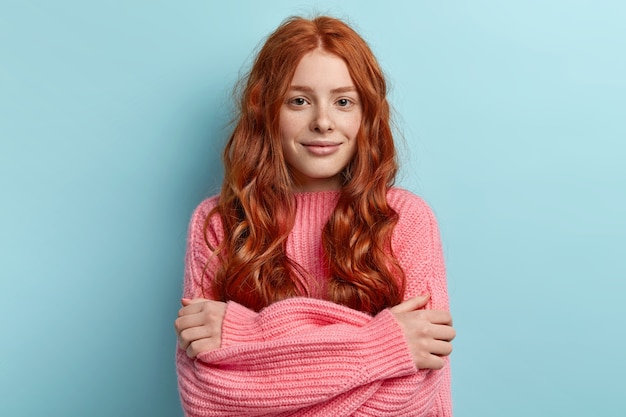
left=390, top=295, right=455, bottom=370
left=175, top=298, right=227, bottom=358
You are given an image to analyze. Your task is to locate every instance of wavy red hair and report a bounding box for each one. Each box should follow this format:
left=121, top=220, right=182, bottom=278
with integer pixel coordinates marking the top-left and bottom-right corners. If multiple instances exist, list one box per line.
left=204, top=16, right=404, bottom=315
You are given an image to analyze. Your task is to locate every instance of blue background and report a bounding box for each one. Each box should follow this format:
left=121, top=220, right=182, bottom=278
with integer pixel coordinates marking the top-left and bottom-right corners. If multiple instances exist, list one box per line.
left=1, top=1, right=624, bottom=416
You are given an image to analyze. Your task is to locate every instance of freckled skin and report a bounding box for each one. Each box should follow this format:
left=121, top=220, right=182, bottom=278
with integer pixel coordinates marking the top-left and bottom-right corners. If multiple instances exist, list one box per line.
left=279, top=49, right=362, bottom=192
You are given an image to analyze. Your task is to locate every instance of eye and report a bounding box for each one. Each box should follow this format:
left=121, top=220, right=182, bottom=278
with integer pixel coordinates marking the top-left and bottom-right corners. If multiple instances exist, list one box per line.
left=289, top=97, right=308, bottom=106
left=336, top=98, right=354, bottom=108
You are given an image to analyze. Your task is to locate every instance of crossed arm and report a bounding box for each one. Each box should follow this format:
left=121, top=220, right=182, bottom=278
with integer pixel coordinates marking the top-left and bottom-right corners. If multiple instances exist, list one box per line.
left=174, top=194, right=455, bottom=416
left=175, top=295, right=453, bottom=417
left=176, top=294, right=453, bottom=370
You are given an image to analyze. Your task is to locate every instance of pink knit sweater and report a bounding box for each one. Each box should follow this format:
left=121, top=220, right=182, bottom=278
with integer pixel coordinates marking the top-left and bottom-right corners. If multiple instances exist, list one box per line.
left=177, top=188, right=452, bottom=416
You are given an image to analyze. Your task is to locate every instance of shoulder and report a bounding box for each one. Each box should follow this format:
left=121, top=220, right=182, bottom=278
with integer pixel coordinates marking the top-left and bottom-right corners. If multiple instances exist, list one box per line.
left=192, top=194, right=220, bottom=217
left=187, top=194, right=223, bottom=246
left=387, top=187, right=437, bottom=224
left=386, top=187, right=441, bottom=249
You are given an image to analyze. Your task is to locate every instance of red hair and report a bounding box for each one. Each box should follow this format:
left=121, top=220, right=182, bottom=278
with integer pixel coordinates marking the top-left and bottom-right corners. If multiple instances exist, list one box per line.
left=204, top=16, right=404, bottom=315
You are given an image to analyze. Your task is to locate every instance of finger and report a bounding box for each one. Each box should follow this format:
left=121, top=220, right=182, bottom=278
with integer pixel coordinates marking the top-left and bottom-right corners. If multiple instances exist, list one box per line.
left=421, top=310, right=453, bottom=325
left=420, top=354, right=447, bottom=370
left=178, top=326, right=215, bottom=350
left=187, top=338, right=220, bottom=358
left=429, top=339, right=453, bottom=357
left=178, top=300, right=211, bottom=316
left=390, top=294, right=430, bottom=313
left=429, top=324, right=456, bottom=343
left=181, top=297, right=209, bottom=306
left=174, top=312, right=207, bottom=334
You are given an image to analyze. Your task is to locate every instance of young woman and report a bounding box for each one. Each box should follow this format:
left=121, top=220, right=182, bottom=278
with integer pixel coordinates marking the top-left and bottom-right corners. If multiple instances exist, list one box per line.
left=175, top=15, right=455, bottom=417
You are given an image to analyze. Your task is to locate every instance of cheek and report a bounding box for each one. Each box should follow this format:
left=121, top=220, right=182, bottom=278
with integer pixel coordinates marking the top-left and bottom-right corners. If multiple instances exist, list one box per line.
left=348, top=114, right=363, bottom=138
left=279, top=112, right=301, bottom=140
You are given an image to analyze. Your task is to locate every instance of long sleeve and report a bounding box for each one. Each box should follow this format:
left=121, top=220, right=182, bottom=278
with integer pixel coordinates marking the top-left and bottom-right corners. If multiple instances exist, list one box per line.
left=178, top=298, right=417, bottom=416
left=353, top=188, right=452, bottom=417
left=176, top=189, right=452, bottom=416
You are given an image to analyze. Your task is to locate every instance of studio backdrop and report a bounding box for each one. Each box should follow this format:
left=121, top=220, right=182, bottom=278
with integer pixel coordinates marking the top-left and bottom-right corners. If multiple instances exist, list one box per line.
left=1, top=1, right=624, bottom=416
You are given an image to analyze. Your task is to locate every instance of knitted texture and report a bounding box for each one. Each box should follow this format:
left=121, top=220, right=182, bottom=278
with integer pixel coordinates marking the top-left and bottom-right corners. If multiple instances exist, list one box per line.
left=177, top=188, right=452, bottom=416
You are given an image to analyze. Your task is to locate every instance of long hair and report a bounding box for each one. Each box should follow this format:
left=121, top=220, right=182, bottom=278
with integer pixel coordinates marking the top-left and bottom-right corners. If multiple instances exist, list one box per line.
left=204, top=16, right=404, bottom=315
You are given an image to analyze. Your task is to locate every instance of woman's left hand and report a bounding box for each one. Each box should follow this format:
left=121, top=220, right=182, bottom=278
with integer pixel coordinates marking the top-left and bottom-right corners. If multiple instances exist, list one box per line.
left=175, top=298, right=226, bottom=358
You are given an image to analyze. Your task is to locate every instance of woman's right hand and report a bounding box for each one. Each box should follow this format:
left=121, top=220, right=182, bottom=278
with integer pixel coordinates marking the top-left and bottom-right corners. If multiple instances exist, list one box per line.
left=390, top=295, right=455, bottom=370
left=175, top=298, right=227, bottom=358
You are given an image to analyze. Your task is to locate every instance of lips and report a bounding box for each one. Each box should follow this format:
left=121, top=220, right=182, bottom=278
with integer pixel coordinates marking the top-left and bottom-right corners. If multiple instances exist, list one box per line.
left=302, top=141, right=342, bottom=156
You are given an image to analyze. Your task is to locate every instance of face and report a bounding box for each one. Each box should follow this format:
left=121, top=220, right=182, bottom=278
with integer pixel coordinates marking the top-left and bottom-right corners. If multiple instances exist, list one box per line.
left=279, top=49, right=362, bottom=192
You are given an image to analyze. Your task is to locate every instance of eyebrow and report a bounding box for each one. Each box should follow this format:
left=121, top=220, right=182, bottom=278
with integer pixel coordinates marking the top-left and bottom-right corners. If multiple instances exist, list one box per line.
left=288, top=85, right=357, bottom=94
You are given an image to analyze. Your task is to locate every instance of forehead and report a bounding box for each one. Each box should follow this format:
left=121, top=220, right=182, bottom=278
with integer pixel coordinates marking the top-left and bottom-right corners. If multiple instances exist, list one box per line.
left=290, top=49, right=355, bottom=88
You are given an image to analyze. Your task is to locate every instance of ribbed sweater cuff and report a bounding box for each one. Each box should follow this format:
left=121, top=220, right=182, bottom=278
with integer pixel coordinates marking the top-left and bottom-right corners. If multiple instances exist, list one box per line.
left=221, top=301, right=263, bottom=347
left=359, top=309, right=418, bottom=381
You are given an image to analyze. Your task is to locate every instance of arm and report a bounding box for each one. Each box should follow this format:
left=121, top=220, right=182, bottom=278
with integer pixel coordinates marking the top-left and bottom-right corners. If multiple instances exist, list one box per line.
left=177, top=298, right=417, bottom=416
left=175, top=193, right=453, bottom=416
left=354, top=189, right=452, bottom=417
left=176, top=198, right=417, bottom=416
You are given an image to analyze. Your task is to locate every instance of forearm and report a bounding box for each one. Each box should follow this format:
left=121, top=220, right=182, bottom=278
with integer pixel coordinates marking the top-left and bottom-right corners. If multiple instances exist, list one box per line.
left=176, top=192, right=453, bottom=416
left=356, top=358, right=451, bottom=417
left=177, top=343, right=448, bottom=417
left=176, top=299, right=417, bottom=416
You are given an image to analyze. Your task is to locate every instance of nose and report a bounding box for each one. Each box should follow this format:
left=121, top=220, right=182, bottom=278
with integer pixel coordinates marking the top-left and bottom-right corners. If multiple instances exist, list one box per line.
left=309, top=105, right=334, bottom=133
